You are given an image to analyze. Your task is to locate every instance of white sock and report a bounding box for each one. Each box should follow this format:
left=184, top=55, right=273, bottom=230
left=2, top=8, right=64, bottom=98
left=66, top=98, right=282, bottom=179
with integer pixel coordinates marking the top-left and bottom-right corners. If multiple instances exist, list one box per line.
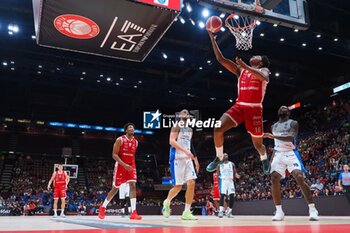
left=260, top=153, right=267, bottom=161
left=275, top=205, right=283, bottom=213
left=216, top=146, right=224, bottom=160
left=130, top=198, right=136, bottom=212
left=219, top=206, right=224, bottom=212
left=102, top=198, right=110, bottom=208
left=308, top=203, right=315, bottom=210
left=60, top=210, right=64, bottom=215
left=185, top=203, right=191, bottom=212
left=54, top=209, right=57, bottom=215
left=227, top=207, right=231, bottom=212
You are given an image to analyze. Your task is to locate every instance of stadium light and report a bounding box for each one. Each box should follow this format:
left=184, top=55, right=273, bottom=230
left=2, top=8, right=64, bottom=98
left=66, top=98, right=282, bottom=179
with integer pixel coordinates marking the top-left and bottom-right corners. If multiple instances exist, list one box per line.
left=186, top=2, right=192, bottom=12
left=202, top=9, right=210, bottom=18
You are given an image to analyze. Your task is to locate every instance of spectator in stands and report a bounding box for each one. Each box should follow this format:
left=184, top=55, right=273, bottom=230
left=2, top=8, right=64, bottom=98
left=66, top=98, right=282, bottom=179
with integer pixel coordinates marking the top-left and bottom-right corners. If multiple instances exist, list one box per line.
left=311, top=179, right=324, bottom=191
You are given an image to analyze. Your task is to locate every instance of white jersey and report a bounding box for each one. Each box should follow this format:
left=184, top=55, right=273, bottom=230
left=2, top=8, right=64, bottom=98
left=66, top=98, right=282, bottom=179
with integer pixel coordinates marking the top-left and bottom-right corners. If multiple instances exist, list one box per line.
left=219, top=162, right=234, bottom=180
left=171, top=127, right=192, bottom=160
left=272, top=119, right=296, bottom=152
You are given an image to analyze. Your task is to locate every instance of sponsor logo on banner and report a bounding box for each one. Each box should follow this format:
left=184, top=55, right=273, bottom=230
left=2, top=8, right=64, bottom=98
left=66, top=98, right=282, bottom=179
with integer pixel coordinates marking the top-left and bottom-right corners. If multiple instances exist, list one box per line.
left=100, top=18, right=157, bottom=54
left=0, top=208, right=11, bottom=216
left=154, top=0, right=169, bottom=6
left=54, top=14, right=100, bottom=39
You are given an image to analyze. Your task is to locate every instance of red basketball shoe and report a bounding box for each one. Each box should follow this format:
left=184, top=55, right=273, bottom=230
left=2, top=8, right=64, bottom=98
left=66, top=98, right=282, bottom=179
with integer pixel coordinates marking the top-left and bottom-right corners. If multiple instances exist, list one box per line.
left=98, top=206, right=106, bottom=220
left=130, top=210, right=142, bottom=220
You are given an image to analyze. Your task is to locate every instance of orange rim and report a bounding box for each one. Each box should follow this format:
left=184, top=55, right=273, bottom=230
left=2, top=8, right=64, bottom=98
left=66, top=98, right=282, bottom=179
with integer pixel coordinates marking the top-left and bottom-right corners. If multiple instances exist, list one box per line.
left=225, top=14, right=256, bottom=31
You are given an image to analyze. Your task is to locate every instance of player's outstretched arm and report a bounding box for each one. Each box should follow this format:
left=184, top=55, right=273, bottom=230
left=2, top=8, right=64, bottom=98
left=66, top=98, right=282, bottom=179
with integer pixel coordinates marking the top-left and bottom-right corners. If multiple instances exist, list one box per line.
left=208, top=31, right=240, bottom=75
left=112, top=138, right=132, bottom=171
left=169, top=126, right=195, bottom=160
left=235, top=57, right=269, bottom=82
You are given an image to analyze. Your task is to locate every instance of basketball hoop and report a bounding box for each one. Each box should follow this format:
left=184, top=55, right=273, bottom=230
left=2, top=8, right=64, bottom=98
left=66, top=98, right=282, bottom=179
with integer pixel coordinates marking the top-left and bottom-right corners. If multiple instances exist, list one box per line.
left=225, top=14, right=256, bottom=51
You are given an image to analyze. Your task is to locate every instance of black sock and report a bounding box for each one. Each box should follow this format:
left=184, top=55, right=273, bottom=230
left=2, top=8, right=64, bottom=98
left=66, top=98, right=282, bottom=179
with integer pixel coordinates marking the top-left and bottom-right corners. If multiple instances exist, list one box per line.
left=229, top=194, right=235, bottom=209
left=219, top=195, right=225, bottom=208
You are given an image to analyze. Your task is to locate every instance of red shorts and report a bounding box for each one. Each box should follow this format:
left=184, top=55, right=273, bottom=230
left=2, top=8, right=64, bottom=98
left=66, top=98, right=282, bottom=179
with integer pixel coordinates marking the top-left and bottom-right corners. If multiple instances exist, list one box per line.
left=213, top=185, right=220, bottom=200
left=113, top=163, right=137, bottom=188
left=224, top=103, right=263, bottom=137
left=54, top=188, right=66, bottom=199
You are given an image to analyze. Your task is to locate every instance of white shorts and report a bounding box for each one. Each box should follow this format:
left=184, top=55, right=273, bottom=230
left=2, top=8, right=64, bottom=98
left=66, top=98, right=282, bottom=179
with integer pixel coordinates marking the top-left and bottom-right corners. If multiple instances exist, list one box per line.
left=119, top=182, right=130, bottom=199
left=219, top=179, right=235, bottom=195
left=170, top=159, right=197, bottom=186
left=270, top=150, right=305, bottom=178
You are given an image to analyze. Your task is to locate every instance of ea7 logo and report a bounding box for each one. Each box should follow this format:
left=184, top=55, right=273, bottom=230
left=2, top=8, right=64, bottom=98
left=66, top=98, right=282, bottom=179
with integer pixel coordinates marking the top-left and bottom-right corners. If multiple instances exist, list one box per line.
left=121, top=20, right=146, bottom=33
left=100, top=17, right=149, bottom=53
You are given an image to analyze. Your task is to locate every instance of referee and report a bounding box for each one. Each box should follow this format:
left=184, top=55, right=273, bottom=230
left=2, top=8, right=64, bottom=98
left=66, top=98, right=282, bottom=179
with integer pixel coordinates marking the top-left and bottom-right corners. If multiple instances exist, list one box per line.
left=338, top=164, right=350, bottom=203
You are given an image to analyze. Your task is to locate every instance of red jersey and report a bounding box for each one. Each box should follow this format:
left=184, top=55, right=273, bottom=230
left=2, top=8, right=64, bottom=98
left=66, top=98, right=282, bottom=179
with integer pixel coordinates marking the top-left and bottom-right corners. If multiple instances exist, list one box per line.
left=236, top=69, right=268, bottom=107
left=213, top=172, right=219, bottom=187
left=118, top=135, right=138, bottom=164
left=54, top=171, right=67, bottom=189
left=212, top=172, right=220, bottom=199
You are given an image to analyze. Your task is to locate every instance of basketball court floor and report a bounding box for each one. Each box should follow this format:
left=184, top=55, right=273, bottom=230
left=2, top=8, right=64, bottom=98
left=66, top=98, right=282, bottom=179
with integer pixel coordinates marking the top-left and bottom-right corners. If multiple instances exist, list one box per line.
left=0, top=215, right=349, bottom=233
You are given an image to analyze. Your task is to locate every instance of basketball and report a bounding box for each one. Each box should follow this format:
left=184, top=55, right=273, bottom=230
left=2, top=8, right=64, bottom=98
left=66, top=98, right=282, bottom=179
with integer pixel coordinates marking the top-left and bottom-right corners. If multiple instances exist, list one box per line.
left=206, top=16, right=222, bottom=33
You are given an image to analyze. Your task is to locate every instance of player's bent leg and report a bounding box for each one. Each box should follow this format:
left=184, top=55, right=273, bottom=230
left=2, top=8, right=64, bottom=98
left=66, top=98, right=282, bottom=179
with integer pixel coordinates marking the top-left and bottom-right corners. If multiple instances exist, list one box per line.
left=271, top=171, right=284, bottom=221
left=182, top=179, right=197, bottom=220
left=207, top=114, right=237, bottom=172
left=163, top=185, right=182, bottom=218
left=291, top=170, right=319, bottom=221
left=251, top=136, right=270, bottom=174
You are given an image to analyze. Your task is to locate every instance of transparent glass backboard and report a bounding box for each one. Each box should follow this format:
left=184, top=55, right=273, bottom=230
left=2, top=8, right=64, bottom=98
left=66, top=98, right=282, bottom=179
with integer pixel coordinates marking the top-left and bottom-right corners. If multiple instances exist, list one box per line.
left=198, top=0, right=309, bottom=30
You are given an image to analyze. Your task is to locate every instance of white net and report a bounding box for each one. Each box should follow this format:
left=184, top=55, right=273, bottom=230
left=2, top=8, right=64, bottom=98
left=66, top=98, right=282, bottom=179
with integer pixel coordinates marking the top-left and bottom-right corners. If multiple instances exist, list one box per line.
left=225, top=14, right=257, bottom=50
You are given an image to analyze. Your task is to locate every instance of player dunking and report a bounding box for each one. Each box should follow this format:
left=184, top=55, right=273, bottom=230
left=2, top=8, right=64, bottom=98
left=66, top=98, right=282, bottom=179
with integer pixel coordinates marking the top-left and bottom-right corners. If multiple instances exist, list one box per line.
left=217, top=153, right=240, bottom=218
left=162, top=109, right=200, bottom=220
left=206, top=31, right=270, bottom=174
left=264, top=106, right=319, bottom=221
left=98, top=123, right=142, bottom=220
left=47, top=164, right=70, bottom=218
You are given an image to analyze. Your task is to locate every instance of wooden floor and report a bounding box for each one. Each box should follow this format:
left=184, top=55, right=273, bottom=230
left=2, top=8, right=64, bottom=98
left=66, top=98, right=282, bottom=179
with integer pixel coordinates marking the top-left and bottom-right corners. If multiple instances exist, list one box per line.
left=0, top=215, right=349, bottom=233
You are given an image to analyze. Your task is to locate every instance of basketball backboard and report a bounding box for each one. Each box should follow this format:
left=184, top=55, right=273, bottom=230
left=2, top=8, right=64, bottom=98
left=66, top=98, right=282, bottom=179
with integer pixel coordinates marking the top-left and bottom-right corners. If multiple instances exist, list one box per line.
left=198, top=0, right=309, bottom=30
